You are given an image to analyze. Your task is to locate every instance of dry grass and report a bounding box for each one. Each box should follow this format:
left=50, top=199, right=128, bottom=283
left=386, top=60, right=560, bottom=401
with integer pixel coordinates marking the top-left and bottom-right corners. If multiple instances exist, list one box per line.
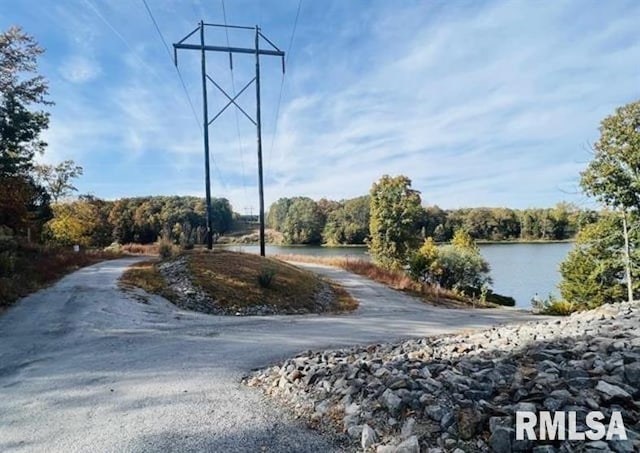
left=276, top=254, right=480, bottom=308
left=0, top=242, right=122, bottom=311
left=119, top=260, right=175, bottom=302
left=186, top=250, right=357, bottom=312
left=121, top=243, right=160, bottom=255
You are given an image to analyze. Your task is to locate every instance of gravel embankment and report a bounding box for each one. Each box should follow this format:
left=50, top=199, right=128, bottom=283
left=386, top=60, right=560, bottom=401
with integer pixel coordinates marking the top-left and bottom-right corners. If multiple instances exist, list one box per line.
left=245, top=302, right=640, bottom=452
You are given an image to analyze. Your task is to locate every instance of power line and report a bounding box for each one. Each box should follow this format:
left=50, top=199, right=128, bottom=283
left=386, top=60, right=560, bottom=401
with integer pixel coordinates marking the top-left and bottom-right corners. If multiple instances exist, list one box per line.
left=266, top=0, right=302, bottom=173
left=141, top=0, right=201, bottom=129
left=141, top=0, right=228, bottom=190
left=221, top=0, right=249, bottom=200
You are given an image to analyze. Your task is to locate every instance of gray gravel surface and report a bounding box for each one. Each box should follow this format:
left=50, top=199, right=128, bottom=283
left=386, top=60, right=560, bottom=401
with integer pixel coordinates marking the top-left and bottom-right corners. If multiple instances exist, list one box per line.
left=0, top=258, right=542, bottom=452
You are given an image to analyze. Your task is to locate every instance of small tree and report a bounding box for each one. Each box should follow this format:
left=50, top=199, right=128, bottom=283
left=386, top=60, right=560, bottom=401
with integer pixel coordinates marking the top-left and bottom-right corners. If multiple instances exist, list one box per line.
left=451, top=229, right=479, bottom=252
left=368, top=175, right=423, bottom=270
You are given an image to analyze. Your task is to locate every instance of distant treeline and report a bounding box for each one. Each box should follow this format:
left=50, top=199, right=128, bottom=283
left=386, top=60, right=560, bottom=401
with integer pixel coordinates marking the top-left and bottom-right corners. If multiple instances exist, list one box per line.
left=46, top=195, right=233, bottom=247
left=268, top=196, right=597, bottom=245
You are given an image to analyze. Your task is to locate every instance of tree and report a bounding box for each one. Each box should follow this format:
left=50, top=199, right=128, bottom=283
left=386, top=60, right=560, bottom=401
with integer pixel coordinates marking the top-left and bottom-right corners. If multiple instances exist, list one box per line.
left=580, top=100, right=640, bottom=302
left=34, top=160, right=83, bottom=202
left=451, top=229, right=479, bottom=253
left=281, top=197, right=324, bottom=244
left=0, top=27, right=52, bottom=235
left=322, top=195, right=370, bottom=245
left=0, top=27, right=51, bottom=177
left=368, top=175, right=423, bottom=270
left=559, top=214, right=635, bottom=308
left=45, top=200, right=100, bottom=246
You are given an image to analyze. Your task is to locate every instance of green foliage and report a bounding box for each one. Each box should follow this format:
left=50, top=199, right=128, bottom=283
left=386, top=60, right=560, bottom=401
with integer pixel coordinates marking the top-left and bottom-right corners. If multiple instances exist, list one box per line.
left=267, top=197, right=324, bottom=244
left=420, top=203, right=589, bottom=242
left=322, top=196, right=370, bottom=245
left=538, top=295, right=576, bottom=316
left=368, top=175, right=423, bottom=270
left=0, top=26, right=51, bottom=178
left=559, top=214, right=635, bottom=308
left=44, top=200, right=100, bottom=246
left=451, top=229, right=479, bottom=252
left=581, top=100, right=640, bottom=212
left=432, top=245, right=492, bottom=290
left=257, top=266, right=277, bottom=288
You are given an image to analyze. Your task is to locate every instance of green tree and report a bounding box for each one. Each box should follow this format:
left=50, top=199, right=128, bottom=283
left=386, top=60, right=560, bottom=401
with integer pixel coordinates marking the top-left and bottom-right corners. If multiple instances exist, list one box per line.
left=0, top=27, right=51, bottom=177
left=322, top=195, right=370, bottom=245
left=0, top=27, right=52, bottom=235
left=368, top=175, right=423, bottom=270
left=579, top=100, right=640, bottom=303
left=559, top=214, right=636, bottom=308
left=282, top=197, right=324, bottom=244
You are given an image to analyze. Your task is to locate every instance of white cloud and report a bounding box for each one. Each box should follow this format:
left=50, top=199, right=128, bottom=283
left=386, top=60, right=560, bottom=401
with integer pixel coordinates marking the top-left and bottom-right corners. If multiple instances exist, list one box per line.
left=59, top=55, right=100, bottom=83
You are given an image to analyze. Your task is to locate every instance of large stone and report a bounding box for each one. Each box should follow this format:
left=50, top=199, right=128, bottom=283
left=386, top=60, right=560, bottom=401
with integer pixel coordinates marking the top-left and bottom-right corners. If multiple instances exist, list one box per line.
left=381, top=389, right=404, bottom=416
left=489, top=426, right=513, bottom=453
left=596, top=380, right=631, bottom=401
left=457, top=407, right=482, bottom=440
left=394, top=435, right=420, bottom=453
left=362, top=423, right=377, bottom=450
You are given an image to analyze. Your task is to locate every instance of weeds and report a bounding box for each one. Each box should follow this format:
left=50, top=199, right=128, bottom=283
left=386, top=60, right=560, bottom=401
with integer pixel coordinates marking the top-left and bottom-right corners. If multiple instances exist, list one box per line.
left=257, top=266, right=277, bottom=288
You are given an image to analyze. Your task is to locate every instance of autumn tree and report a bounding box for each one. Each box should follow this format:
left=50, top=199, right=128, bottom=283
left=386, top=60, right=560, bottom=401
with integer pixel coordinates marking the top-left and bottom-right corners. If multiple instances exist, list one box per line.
left=368, top=175, right=423, bottom=270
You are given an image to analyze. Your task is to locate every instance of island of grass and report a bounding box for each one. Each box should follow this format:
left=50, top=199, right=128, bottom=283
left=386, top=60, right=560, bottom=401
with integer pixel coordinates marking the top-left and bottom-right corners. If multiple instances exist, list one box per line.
left=121, top=250, right=357, bottom=315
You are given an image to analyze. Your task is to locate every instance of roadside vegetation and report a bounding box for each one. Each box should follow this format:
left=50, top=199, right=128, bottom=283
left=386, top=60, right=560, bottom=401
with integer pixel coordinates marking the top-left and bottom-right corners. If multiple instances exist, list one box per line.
left=121, top=250, right=358, bottom=314
left=0, top=234, right=121, bottom=310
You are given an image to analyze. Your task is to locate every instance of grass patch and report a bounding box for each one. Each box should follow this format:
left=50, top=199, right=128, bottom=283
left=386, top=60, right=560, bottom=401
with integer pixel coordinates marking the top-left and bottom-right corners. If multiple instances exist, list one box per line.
left=0, top=241, right=122, bottom=311
left=276, top=254, right=490, bottom=309
left=187, top=250, right=356, bottom=313
left=119, top=260, right=175, bottom=302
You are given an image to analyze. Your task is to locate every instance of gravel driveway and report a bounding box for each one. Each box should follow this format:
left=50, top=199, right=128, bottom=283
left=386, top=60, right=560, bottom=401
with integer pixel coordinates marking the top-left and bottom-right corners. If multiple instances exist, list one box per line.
left=0, top=258, right=542, bottom=452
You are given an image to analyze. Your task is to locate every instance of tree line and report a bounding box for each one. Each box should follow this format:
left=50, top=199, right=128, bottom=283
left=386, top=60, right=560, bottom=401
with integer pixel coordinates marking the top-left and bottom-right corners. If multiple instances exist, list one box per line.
left=45, top=195, right=233, bottom=248
left=267, top=195, right=594, bottom=246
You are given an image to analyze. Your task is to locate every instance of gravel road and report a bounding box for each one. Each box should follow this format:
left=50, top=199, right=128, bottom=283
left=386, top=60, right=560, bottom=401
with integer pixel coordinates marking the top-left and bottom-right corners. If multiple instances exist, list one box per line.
left=0, top=258, right=542, bottom=452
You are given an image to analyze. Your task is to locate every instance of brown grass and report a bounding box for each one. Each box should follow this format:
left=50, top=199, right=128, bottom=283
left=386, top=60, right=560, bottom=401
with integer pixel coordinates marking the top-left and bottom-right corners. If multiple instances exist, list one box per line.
left=0, top=242, right=122, bottom=311
left=121, top=243, right=160, bottom=255
left=187, top=250, right=357, bottom=312
left=276, top=254, right=482, bottom=308
left=119, top=260, right=175, bottom=302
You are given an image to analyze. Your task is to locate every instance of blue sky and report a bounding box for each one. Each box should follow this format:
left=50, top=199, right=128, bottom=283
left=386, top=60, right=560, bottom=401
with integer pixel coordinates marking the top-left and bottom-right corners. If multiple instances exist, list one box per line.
left=1, top=0, right=639, bottom=212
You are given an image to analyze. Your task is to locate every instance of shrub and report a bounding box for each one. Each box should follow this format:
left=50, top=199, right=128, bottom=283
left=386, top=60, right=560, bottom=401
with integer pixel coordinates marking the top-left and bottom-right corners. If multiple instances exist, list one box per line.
left=158, top=238, right=179, bottom=259
left=0, top=250, right=16, bottom=277
left=539, top=295, right=576, bottom=316
left=257, top=266, right=276, bottom=288
left=432, top=245, right=492, bottom=290
left=104, top=242, right=123, bottom=254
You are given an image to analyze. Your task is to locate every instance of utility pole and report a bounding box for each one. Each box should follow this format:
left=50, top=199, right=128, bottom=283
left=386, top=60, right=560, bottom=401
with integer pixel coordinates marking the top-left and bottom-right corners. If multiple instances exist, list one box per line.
left=173, top=23, right=284, bottom=255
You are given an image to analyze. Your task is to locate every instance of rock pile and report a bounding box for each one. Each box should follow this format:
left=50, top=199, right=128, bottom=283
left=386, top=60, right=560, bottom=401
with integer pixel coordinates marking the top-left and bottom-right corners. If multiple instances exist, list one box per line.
left=244, top=302, right=640, bottom=452
left=158, top=257, right=334, bottom=316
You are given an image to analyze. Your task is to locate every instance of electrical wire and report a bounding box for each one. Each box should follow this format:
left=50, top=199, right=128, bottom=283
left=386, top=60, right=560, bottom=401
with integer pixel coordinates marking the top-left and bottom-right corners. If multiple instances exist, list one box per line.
left=221, top=0, right=249, bottom=200
left=266, top=0, right=302, bottom=173
left=140, top=0, right=228, bottom=189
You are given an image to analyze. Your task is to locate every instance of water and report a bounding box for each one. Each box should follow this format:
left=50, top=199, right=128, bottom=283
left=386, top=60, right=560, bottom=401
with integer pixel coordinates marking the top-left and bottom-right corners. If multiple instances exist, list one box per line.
left=219, top=242, right=573, bottom=308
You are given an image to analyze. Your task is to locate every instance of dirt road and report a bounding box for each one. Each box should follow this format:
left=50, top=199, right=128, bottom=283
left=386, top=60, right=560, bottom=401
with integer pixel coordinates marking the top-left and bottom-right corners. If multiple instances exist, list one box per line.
left=0, top=258, right=542, bottom=452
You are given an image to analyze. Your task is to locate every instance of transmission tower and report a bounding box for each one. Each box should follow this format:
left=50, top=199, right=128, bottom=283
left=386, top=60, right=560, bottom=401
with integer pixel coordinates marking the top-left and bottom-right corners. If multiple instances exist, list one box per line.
left=173, top=21, right=285, bottom=255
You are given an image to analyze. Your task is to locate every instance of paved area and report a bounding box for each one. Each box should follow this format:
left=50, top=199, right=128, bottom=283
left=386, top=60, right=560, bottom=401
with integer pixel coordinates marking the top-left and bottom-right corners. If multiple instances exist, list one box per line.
left=0, top=258, right=543, bottom=452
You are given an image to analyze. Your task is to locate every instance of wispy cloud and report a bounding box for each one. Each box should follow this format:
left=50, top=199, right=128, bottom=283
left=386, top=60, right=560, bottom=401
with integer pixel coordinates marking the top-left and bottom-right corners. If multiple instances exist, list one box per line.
left=2, top=0, right=639, bottom=210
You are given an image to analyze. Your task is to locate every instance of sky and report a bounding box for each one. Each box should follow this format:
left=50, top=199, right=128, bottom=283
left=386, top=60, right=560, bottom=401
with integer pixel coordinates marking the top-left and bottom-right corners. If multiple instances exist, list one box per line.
left=1, top=0, right=639, bottom=213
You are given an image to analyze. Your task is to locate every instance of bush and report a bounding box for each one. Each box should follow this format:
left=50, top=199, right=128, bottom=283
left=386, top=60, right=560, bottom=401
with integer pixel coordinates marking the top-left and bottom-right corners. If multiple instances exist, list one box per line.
left=0, top=250, right=16, bottom=277
left=158, top=238, right=179, bottom=259
left=104, top=242, right=123, bottom=254
left=539, top=295, right=576, bottom=316
left=432, top=245, right=492, bottom=290
left=257, top=266, right=276, bottom=288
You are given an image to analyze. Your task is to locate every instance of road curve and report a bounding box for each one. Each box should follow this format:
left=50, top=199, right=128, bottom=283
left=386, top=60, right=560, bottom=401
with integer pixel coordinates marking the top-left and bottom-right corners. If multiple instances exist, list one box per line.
left=0, top=258, right=543, bottom=452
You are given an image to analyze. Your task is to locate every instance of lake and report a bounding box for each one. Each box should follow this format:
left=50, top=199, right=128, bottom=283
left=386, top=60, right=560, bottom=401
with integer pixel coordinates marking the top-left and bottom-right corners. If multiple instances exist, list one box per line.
left=219, top=242, right=573, bottom=308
